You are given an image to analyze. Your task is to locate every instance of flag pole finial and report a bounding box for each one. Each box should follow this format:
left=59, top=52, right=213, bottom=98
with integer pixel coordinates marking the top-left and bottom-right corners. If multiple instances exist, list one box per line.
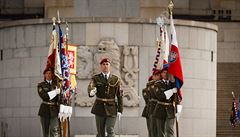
left=168, top=0, right=174, bottom=16
left=57, top=10, right=61, bottom=24
left=52, top=17, right=56, bottom=26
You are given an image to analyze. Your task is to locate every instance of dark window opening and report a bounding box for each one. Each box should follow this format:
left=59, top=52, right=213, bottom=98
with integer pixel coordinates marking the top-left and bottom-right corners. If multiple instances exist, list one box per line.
left=1, top=49, right=3, bottom=61
left=211, top=51, right=213, bottom=62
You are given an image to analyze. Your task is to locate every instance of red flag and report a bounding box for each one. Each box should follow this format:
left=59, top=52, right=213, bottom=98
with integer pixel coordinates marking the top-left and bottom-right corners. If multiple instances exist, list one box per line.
left=168, top=15, right=184, bottom=100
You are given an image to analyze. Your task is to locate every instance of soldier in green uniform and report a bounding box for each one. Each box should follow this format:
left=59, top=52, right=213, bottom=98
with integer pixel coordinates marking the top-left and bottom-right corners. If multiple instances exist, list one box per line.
left=143, top=69, right=161, bottom=137
left=37, top=67, right=61, bottom=137
left=88, top=58, right=123, bottom=137
left=152, top=68, right=179, bottom=137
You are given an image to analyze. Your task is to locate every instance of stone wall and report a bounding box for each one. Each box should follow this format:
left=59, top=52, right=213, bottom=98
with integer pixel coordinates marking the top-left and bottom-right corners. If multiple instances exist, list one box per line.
left=214, top=22, right=240, bottom=136
left=0, top=18, right=217, bottom=137
left=216, top=22, right=240, bottom=63
left=0, top=0, right=44, bottom=15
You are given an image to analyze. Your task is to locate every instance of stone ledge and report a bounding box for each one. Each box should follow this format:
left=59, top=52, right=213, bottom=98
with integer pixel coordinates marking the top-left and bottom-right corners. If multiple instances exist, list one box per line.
left=75, top=135, right=138, bottom=137
left=0, top=17, right=217, bottom=32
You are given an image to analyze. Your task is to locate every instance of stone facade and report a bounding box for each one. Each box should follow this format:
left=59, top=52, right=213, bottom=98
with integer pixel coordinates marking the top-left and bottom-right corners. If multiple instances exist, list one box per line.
left=0, top=18, right=217, bottom=137
left=214, top=21, right=240, bottom=136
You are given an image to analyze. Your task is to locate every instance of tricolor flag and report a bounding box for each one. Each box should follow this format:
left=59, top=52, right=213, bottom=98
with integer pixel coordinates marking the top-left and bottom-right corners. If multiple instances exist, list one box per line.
left=237, top=97, right=240, bottom=122
left=45, top=25, right=57, bottom=71
left=54, top=27, right=63, bottom=80
left=168, top=15, right=184, bottom=100
left=230, top=92, right=238, bottom=127
left=58, top=24, right=71, bottom=98
left=45, top=24, right=63, bottom=80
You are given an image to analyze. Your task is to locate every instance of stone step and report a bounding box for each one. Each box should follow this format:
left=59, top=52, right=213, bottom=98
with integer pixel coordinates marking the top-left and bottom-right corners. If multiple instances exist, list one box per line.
left=75, top=135, right=138, bottom=137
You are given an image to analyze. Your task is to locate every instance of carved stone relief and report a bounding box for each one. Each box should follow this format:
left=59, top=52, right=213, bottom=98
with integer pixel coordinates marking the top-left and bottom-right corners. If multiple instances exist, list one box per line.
left=122, top=46, right=140, bottom=107
left=76, top=46, right=93, bottom=79
left=75, top=92, right=95, bottom=107
left=75, top=39, right=140, bottom=107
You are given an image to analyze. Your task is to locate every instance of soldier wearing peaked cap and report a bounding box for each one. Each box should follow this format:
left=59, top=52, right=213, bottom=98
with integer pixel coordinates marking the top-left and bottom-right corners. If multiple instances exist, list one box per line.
left=37, top=67, right=62, bottom=137
left=88, top=58, right=123, bottom=137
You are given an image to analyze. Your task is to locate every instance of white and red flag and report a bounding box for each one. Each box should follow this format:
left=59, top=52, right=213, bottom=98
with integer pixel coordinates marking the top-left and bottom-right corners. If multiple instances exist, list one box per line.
left=45, top=25, right=57, bottom=70
left=160, top=26, right=170, bottom=69
left=168, top=15, right=184, bottom=100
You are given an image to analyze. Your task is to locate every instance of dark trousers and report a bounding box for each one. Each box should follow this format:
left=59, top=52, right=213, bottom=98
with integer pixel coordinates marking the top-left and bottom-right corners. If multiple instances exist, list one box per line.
left=40, top=116, right=60, bottom=137
left=95, top=115, right=117, bottom=137
left=149, top=115, right=158, bottom=137
left=145, top=117, right=151, bottom=137
left=156, top=118, right=175, bottom=137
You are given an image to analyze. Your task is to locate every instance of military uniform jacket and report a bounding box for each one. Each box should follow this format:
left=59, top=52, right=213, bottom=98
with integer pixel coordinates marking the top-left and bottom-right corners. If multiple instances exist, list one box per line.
left=152, top=80, right=177, bottom=119
left=88, top=73, right=123, bottom=117
left=147, top=80, right=159, bottom=116
left=141, top=80, right=154, bottom=118
left=37, top=79, right=60, bottom=118
left=142, top=87, right=149, bottom=118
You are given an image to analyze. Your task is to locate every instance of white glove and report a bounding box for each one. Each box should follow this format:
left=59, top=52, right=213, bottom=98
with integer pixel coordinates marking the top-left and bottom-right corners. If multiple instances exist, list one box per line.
left=172, top=88, right=177, bottom=93
left=66, top=106, right=73, bottom=120
left=117, top=112, right=122, bottom=121
left=48, top=87, right=60, bottom=100
left=58, top=104, right=65, bottom=122
left=89, top=87, right=97, bottom=96
left=175, top=105, right=183, bottom=122
left=58, top=105, right=73, bottom=122
left=62, top=106, right=69, bottom=122
left=164, top=88, right=177, bottom=100
left=55, top=88, right=60, bottom=94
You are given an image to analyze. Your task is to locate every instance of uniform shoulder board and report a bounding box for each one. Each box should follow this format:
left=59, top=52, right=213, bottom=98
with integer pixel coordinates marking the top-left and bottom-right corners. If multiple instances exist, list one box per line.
left=92, top=73, right=101, bottom=80
left=142, top=88, right=148, bottom=92
left=38, top=81, right=45, bottom=87
left=109, top=74, right=120, bottom=86
left=93, top=73, right=100, bottom=78
left=111, top=74, right=120, bottom=80
left=147, top=80, right=155, bottom=86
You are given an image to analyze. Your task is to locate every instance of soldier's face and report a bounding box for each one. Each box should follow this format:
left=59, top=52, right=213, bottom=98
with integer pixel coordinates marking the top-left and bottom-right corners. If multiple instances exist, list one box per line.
left=45, top=71, right=53, bottom=81
left=153, top=74, right=161, bottom=80
left=100, top=62, right=110, bottom=73
left=161, top=70, right=168, bottom=80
